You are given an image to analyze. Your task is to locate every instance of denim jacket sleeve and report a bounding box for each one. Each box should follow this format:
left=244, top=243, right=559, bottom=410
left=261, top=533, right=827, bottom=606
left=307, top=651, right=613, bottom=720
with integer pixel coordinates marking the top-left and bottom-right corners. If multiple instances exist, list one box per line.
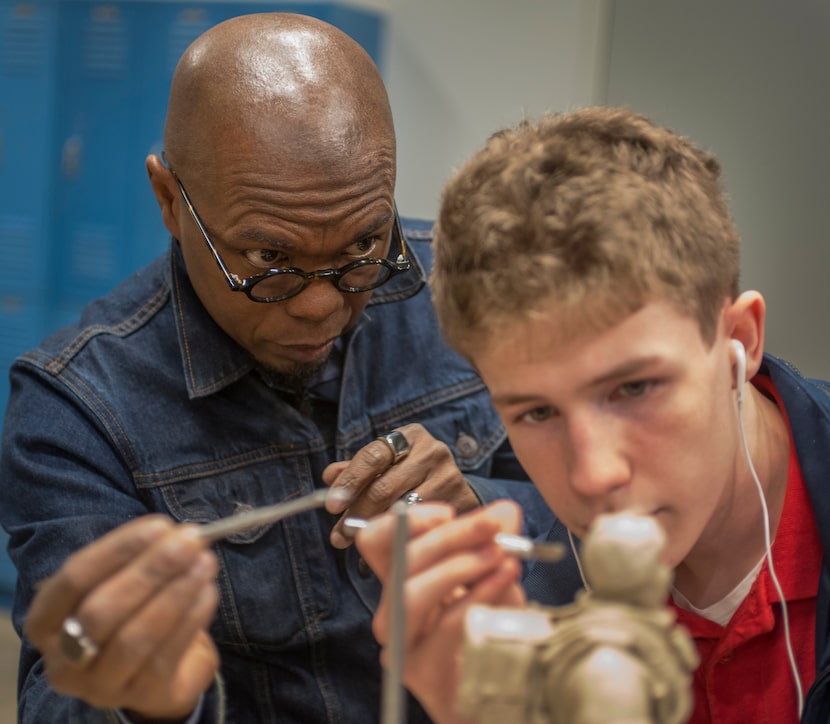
left=2, top=362, right=160, bottom=722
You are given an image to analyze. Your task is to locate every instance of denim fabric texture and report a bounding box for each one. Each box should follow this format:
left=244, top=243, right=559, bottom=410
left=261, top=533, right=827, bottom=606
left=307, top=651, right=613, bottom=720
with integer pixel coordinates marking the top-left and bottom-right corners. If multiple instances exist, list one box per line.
left=0, top=219, right=555, bottom=723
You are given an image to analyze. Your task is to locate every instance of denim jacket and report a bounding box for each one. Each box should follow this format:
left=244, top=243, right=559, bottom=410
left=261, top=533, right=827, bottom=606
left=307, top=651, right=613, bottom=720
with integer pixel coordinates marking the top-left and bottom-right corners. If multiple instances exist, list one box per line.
left=765, top=355, right=830, bottom=723
left=0, top=219, right=554, bottom=723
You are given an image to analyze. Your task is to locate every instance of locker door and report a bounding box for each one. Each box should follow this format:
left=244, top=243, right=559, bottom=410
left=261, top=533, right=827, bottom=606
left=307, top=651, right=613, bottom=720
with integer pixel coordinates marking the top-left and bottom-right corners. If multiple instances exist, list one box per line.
left=0, top=0, right=57, bottom=357
left=48, top=0, right=143, bottom=327
left=0, top=2, right=57, bottom=601
left=0, top=0, right=57, bottom=296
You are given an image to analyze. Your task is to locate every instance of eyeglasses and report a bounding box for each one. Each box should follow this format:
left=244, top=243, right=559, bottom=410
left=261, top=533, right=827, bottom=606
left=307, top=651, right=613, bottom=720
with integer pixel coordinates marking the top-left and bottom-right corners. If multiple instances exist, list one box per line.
left=169, top=170, right=411, bottom=303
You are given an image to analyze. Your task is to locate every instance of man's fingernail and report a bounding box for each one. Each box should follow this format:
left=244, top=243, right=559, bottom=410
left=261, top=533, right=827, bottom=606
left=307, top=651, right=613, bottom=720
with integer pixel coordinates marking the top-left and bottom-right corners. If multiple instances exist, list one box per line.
left=330, top=530, right=353, bottom=549
left=327, top=488, right=353, bottom=514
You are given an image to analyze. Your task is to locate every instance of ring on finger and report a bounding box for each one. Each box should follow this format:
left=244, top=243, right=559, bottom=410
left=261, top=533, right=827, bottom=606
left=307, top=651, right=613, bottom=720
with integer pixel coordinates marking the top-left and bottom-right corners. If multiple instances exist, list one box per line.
left=59, top=616, right=99, bottom=666
left=402, top=489, right=423, bottom=505
left=376, top=430, right=411, bottom=464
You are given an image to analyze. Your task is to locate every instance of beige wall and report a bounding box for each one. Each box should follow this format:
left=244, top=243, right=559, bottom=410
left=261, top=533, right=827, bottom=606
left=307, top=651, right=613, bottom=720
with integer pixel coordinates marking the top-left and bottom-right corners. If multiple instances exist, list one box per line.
left=605, top=0, right=830, bottom=377
left=379, top=0, right=610, bottom=219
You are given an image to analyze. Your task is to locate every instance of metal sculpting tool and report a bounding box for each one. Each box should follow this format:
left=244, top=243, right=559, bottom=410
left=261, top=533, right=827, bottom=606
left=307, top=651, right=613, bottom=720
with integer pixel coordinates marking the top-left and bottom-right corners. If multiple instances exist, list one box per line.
left=381, top=502, right=408, bottom=724
left=198, top=488, right=351, bottom=543
left=342, top=517, right=566, bottom=563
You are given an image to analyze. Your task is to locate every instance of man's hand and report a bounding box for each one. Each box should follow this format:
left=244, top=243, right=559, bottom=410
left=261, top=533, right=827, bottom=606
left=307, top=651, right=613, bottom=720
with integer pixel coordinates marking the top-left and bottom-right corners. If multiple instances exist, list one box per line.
left=324, top=423, right=480, bottom=548
left=24, top=515, right=219, bottom=720
left=355, top=501, right=527, bottom=724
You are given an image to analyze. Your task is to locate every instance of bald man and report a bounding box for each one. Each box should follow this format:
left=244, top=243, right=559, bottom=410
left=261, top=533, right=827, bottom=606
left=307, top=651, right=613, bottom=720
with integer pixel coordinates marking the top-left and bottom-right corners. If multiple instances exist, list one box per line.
left=0, top=12, right=553, bottom=723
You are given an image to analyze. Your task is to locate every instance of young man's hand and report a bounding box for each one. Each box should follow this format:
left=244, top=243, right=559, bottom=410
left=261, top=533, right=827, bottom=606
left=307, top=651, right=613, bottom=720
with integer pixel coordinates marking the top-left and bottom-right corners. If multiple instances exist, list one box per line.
left=355, top=501, right=527, bottom=724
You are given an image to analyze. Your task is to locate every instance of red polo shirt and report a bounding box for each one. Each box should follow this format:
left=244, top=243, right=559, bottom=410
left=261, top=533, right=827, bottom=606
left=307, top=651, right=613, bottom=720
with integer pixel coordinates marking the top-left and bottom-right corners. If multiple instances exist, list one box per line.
left=671, top=376, right=821, bottom=723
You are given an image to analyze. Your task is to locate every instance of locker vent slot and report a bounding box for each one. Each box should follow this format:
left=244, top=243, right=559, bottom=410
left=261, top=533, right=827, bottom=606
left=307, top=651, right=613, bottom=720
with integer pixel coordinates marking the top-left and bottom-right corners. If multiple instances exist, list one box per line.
left=0, top=215, right=33, bottom=283
left=2, top=4, right=45, bottom=76
left=83, top=5, right=127, bottom=79
left=71, top=224, right=115, bottom=282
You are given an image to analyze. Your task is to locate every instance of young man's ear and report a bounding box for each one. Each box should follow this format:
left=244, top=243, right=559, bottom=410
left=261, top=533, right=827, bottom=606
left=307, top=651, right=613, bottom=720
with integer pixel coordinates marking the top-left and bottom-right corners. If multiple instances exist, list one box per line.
left=725, top=291, right=766, bottom=381
left=146, top=154, right=182, bottom=239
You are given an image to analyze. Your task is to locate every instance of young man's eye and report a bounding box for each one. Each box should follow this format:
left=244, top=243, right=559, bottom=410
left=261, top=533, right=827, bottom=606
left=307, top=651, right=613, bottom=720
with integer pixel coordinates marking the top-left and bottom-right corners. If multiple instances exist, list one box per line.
left=520, top=406, right=555, bottom=423
left=617, top=380, right=654, bottom=398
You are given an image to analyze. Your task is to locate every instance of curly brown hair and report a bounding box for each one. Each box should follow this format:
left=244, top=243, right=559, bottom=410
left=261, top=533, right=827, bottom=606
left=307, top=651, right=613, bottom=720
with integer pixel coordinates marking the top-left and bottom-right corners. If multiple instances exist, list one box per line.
left=431, top=106, right=740, bottom=357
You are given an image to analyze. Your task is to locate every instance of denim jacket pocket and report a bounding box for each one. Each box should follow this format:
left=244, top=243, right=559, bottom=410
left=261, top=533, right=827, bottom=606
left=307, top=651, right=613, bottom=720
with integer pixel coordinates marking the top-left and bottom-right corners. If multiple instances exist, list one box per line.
left=373, top=382, right=507, bottom=476
left=153, top=460, right=337, bottom=650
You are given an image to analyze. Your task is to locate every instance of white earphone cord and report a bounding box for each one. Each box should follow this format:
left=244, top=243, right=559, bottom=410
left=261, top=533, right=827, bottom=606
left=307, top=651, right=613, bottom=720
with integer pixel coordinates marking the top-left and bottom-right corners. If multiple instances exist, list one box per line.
left=737, top=384, right=804, bottom=717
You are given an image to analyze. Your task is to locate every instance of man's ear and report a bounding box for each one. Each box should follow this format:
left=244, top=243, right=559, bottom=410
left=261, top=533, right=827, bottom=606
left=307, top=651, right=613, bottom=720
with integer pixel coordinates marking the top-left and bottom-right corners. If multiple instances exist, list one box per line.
left=724, top=290, right=766, bottom=380
left=146, top=154, right=182, bottom=239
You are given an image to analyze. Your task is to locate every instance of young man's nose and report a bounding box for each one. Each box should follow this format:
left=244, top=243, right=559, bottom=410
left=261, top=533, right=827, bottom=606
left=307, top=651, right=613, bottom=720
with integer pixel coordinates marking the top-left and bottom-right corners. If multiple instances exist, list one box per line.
left=566, top=415, right=630, bottom=499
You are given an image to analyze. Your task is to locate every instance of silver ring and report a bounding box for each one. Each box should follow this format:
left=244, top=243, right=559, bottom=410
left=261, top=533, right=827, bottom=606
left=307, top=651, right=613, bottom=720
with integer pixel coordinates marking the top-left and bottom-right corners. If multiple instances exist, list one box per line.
left=402, top=490, right=423, bottom=505
left=59, top=616, right=99, bottom=666
left=376, top=430, right=411, bottom=464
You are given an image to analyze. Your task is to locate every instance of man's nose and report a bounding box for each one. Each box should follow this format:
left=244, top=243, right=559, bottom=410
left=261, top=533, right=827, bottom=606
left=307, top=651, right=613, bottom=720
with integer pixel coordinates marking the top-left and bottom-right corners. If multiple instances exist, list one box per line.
left=282, top=276, right=345, bottom=321
left=566, top=412, right=630, bottom=499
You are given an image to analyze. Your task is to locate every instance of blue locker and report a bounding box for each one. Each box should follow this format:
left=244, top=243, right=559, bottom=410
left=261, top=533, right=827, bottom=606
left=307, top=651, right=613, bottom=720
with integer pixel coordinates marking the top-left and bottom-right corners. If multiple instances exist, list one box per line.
left=0, top=0, right=58, bottom=296
left=0, top=1, right=59, bottom=599
left=49, top=1, right=148, bottom=314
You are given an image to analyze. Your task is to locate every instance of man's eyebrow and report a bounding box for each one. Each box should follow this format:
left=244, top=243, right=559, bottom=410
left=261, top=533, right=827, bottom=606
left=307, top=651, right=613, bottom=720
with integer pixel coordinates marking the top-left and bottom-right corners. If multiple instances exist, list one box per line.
left=229, top=212, right=394, bottom=249
left=233, top=228, right=292, bottom=250
left=351, top=212, right=393, bottom=244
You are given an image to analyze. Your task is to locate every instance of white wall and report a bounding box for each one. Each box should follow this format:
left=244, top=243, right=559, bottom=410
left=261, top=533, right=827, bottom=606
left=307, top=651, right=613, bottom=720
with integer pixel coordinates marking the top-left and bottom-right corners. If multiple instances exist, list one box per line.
left=605, top=0, right=830, bottom=377
left=379, top=0, right=611, bottom=220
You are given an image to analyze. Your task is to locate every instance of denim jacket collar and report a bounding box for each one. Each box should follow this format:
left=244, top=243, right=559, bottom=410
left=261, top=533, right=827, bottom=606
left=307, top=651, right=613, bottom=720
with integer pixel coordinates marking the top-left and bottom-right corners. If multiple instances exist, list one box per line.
left=167, top=238, right=426, bottom=400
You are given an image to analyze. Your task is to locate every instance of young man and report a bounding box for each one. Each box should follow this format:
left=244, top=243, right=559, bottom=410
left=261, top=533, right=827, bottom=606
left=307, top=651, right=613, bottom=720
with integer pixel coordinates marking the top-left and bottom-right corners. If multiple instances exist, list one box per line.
left=356, top=106, right=830, bottom=723
left=0, top=13, right=552, bottom=723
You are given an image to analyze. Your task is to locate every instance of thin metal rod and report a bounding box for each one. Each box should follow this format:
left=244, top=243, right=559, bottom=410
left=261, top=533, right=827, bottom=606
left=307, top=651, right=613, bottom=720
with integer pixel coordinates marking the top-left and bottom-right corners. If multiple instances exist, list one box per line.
left=342, top=517, right=566, bottom=563
left=381, top=501, right=408, bottom=724
left=197, top=488, right=341, bottom=543
left=493, top=533, right=566, bottom=562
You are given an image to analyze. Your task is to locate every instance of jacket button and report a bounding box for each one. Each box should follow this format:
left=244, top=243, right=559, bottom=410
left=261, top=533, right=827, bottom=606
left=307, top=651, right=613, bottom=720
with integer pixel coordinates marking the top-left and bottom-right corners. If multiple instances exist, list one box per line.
left=358, top=557, right=374, bottom=579
left=456, top=433, right=479, bottom=459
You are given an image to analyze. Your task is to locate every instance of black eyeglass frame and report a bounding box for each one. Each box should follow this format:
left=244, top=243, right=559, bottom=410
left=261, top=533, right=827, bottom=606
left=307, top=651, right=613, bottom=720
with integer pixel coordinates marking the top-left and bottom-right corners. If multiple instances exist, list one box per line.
left=168, top=169, right=411, bottom=303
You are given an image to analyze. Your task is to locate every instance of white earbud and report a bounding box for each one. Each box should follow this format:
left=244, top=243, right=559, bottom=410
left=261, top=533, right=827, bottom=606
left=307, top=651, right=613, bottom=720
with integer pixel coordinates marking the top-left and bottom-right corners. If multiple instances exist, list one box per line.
left=731, top=339, right=746, bottom=405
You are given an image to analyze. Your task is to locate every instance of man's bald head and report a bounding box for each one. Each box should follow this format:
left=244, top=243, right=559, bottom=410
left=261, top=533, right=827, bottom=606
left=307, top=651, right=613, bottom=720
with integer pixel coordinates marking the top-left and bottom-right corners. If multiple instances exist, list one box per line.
left=163, top=13, right=395, bottom=179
